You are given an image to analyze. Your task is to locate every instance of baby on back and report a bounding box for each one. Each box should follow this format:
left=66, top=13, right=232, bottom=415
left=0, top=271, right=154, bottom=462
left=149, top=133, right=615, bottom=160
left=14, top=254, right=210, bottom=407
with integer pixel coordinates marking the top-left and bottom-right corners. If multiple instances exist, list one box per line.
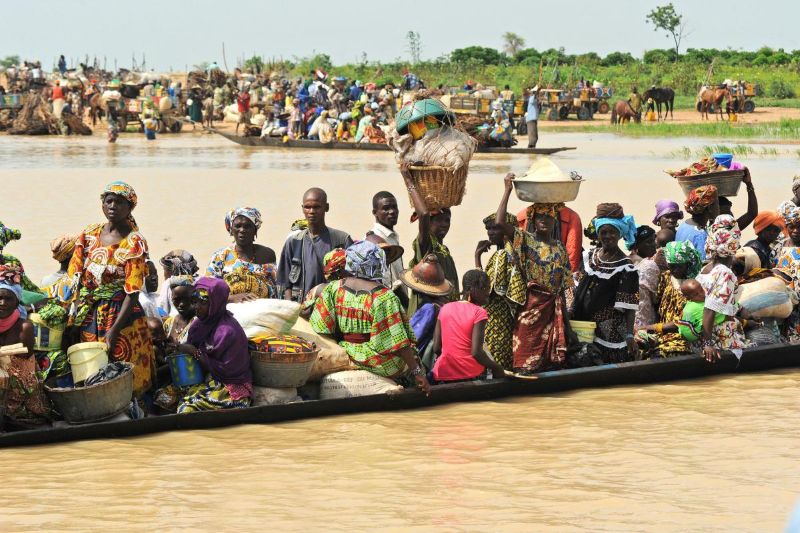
left=676, top=279, right=725, bottom=342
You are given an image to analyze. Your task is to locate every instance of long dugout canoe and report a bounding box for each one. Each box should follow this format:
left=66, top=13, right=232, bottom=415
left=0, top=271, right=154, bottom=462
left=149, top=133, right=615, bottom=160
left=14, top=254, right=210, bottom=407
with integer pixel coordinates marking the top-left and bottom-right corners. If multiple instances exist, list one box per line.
left=0, top=344, right=797, bottom=449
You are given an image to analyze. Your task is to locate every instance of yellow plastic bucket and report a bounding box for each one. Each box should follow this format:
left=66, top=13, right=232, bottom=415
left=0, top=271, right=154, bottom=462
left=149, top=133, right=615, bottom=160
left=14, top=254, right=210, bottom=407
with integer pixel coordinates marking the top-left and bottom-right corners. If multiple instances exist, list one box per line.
left=29, top=313, right=64, bottom=352
left=570, top=320, right=596, bottom=344
left=67, top=342, right=109, bottom=383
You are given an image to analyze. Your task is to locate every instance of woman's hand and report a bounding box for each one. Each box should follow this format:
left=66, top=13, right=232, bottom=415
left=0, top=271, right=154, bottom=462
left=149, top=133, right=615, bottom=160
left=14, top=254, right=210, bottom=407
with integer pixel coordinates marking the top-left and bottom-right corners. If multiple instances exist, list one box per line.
left=105, top=327, right=120, bottom=355
left=503, top=172, right=516, bottom=193
left=703, top=345, right=721, bottom=363
left=400, top=162, right=414, bottom=183
left=177, top=343, right=200, bottom=358
left=415, top=374, right=431, bottom=396
left=742, top=166, right=751, bottom=185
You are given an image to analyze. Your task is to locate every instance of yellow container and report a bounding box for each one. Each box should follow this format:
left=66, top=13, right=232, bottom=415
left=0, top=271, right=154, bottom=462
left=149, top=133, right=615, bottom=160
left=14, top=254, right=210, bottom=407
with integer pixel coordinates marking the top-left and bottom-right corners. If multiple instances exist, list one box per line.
left=729, top=113, right=738, bottom=122
left=67, top=342, right=109, bottom=383
left=29, top=313, right=63, bottom=352
left=570, top=320, right=596, bottom=344
left=646, top=111, right=657, bottom=122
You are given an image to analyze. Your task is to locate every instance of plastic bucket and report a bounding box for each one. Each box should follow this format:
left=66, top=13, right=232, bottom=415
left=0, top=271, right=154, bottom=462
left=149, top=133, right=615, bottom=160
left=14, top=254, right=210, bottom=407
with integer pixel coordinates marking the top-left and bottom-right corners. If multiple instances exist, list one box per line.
left=712, top=153, right=733, bottom=168
left=67, top=342, right=109, bottom=383
left=29, top=313, right=63, bottom=352
left=570, top=320, right=596, bottom=344
left=167, top=354, right=204, bottom=387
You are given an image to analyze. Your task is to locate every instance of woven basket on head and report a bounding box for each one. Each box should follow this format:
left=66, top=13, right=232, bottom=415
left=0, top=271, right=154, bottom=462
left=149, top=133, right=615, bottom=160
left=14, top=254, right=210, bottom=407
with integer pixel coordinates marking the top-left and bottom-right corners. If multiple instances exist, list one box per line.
left=407, top=165, right=468, bottom=211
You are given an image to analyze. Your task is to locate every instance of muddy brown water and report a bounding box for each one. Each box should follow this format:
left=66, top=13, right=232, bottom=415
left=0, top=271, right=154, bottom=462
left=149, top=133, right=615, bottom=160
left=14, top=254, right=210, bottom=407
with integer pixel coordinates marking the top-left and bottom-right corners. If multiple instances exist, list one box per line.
left=1, top=131, right=798, bottom=531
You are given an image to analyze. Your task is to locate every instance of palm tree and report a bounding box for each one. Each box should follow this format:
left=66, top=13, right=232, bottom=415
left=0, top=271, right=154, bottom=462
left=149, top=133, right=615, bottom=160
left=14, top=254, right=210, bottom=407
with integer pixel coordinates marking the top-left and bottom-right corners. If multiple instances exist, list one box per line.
left=502, top=32, right=526, bottom=57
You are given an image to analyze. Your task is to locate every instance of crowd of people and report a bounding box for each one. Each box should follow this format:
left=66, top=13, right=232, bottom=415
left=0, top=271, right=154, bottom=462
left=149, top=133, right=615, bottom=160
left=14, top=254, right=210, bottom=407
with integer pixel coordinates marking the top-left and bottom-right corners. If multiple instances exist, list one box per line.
left=2, top=162, right=798, bottom=430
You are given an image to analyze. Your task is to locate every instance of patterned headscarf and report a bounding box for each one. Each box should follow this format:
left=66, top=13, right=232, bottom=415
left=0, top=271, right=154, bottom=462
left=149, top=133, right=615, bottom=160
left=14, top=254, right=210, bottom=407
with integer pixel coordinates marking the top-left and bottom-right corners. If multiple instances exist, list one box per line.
left=167, top=274, right=196, bottom=289
left=792, top=175, right=800, bottom=196
left=778, top=201, right=800, bottom=228
left=663, top=240, right=702, bottom=279
left=50, top=233, right=79, bottom=262
left=524, top=202, right=565, bottom=221
left=344, top=241, right=386, bottom=282
left=323, top=248, right=347, bottom=280
left=705, top=214, right=741, bottom=258
left=0, top=264, right=27, bottom=319
left=160, top=249, right=199, bottom=276
left=482, top=212, right=518, bottom=226
left=225, top=207, right=263, bottom=235
left=101, top=181, right=139, bottom=229
left=684, top=185, right=718, bottom=215
left=0, top=221, right=22, bottom=251
left=634, top=225, right=656, bottom=246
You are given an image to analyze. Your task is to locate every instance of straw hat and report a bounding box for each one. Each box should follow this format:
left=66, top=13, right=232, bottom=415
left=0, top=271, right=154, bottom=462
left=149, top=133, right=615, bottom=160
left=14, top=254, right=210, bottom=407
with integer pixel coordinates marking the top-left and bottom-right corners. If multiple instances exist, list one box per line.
left=365, top=233, right=404, bottom=265
left=400, top=254, right=453, bottom=296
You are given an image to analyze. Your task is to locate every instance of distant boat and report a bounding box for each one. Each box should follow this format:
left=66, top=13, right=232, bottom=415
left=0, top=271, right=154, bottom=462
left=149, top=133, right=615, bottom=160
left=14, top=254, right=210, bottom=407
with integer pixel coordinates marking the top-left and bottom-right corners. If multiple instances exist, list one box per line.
left=212, top=130, right=577, bottom=155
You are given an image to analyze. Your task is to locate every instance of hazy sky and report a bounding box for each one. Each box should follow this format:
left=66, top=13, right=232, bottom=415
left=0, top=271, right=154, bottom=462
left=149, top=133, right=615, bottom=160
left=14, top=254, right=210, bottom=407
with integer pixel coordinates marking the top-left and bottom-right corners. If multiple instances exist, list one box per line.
left=3, top=0, right=799, bottom=71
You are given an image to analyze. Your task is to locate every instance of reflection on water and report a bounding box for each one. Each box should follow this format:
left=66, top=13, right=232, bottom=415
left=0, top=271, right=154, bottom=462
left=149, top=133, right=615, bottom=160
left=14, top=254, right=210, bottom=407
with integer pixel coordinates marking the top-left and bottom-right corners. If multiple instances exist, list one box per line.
left=0, top=371, right=798, bottom=531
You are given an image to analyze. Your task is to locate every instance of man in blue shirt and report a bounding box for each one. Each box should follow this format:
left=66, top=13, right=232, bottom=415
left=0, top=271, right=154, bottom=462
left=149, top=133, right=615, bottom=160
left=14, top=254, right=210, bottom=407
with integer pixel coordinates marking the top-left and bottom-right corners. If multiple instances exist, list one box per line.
left=349, top=81, right=363, bottom=102
left=525, top=86, right=540, bottom=148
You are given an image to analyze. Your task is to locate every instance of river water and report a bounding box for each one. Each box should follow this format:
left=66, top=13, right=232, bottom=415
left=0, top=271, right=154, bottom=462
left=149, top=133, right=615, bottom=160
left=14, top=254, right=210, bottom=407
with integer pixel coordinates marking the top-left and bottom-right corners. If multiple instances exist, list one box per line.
left=1, top=131, right=799, bottom=531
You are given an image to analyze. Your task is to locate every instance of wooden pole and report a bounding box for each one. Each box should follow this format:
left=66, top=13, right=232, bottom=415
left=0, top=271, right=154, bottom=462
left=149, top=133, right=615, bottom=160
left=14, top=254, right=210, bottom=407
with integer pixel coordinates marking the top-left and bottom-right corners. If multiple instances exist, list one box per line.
left=222, top=42, right=229, bottom=72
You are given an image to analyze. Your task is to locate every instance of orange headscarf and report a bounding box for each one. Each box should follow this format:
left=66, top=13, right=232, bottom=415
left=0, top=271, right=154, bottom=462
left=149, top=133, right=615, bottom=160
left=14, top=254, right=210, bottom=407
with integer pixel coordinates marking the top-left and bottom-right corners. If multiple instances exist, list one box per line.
left=752, top=210, right=785, bottom=235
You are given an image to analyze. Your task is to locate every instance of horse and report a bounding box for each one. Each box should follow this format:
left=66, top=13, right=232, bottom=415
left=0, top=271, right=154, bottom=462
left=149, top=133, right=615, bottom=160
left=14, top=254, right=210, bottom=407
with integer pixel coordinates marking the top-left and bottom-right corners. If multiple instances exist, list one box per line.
left=87, top=91, right=105, bottom=126
left=697, top=86, right=732, bottom=120
left=610, top=100, right=641, bottom=125
left=642, top=87, right=675, bottom=120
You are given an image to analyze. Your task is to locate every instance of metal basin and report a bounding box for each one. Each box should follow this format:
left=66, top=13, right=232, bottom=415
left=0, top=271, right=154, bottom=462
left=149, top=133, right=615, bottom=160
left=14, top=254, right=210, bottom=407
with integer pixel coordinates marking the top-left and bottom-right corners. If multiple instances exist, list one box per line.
left=513, top=179, right=582, bottom=203
left=44, top=363, right=133, bottom=424
left=251, top=350, right=319, bottom=388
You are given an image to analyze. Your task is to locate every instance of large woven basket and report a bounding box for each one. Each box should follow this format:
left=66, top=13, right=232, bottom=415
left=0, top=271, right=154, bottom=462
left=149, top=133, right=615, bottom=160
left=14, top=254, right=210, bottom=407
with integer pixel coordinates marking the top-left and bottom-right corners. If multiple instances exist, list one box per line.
left=674, top=169, right=745, bottom=198
left=407, top=165, right=468, bottom=211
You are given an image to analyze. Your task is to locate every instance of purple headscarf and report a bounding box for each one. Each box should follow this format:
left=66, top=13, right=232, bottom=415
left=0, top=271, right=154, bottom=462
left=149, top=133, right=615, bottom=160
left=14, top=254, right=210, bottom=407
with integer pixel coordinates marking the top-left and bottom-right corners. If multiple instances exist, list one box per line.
left=652, top=200, right=684, bottom=225
left=187, top=277, right=251, bottom=385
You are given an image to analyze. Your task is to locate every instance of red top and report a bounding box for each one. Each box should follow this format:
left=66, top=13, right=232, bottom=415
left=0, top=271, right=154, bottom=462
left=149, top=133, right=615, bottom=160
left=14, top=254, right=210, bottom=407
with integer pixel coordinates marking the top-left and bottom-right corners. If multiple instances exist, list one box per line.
left=52, top=85, right=64, bottom=100
left=432, top=301, right=488, bottom=382
left=516, top=205, right=583, bottom=271
left=237, top=92, right=250, bottom=113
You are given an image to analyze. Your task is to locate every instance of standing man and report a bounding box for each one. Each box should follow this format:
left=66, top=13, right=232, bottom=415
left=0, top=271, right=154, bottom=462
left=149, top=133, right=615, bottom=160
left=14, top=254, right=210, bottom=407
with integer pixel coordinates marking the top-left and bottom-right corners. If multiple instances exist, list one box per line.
left=235, top=86, right=251, bottom=134
left=278, top=188, right=353, bottom=301
left=628, top=86, right=642, bottom=114
left=58, top=55, right=67, bottom=76
left=525, top=85, right=540, bottom=148
left=370, top=191, right=404, bottom=294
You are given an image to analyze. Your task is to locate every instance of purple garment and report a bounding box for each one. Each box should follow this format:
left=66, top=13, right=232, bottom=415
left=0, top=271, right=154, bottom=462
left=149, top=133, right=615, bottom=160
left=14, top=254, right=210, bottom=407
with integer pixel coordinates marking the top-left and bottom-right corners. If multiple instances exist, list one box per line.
left=410, top=303, right=438, bottom=354
left=652, top=200, right=684, bottom=225
left=187, top=277, right=252, bottom=385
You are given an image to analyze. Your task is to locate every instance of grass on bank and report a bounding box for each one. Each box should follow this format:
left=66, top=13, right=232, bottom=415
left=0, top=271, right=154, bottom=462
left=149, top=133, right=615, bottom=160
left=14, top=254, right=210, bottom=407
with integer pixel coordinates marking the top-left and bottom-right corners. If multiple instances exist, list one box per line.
left=668, top=144, right=783, bottom=159
left=671, top=95, right=800, bottom=110
left=544, top=118, right=800, bottom=140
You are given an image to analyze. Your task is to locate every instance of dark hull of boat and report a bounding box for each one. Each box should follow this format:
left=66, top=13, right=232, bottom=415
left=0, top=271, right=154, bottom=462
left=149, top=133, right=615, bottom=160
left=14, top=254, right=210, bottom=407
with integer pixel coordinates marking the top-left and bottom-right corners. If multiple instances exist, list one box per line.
left=1, top=344, right=798, bottom=448
left=212, top=130, right=575, bottom=155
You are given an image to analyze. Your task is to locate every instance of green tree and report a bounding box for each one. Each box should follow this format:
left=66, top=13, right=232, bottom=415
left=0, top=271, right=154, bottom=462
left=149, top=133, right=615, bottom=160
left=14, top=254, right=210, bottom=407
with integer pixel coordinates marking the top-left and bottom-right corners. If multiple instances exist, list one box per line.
left=451, top=46, right=507, bottom=66
left=406, top=31, right=422, bottom=64
left=502, top=32, right=526, bottom=57
left=646, top=3, right=689, bottom=59
left=243, top=55, right=264, bottom=73
left=1, top=55, right=20, bottom=69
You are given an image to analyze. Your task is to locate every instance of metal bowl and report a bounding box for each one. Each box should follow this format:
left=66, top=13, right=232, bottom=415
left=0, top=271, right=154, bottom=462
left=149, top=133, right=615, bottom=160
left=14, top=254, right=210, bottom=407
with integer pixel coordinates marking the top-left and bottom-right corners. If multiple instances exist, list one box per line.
left=45, top=363, right=133, bottom=424
left=513, top=179, right=583, bottom=203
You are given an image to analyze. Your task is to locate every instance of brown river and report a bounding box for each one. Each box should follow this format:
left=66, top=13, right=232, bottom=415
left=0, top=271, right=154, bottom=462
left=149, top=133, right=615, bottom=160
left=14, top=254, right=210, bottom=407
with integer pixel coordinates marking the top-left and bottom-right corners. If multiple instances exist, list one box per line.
left=1, top=131, right=799, bottom=531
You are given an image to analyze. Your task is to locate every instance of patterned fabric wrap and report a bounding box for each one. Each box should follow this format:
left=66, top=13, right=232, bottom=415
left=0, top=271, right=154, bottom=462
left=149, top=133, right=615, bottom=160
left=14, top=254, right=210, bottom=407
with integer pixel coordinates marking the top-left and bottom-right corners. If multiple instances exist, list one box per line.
left=482, top=212, right=518, bottom=226
left=524, top=203, right=565, bottom=221
left=344, top=241, right=387, bottom=283
left=705, top=215, right=741, bottom=258
left=323, top=248, right=347, bottom=280
left=0, top=264, right=27, bottom=318
left=309, top=279, right=414, bottom=378
left=778, top=201, right=800, bottom=228
left=684, top=185, right=718, bottom=215
left=483, top=247, right=526, bottom=370
left=594, top=215, right=638, bottom=249
left=512, top=283, right=567, bottom=374
left=206, top=246, right=277, bottom=298
left=663, top=240, right=702, bottom=279
left=249, top=334, right=314, bottom=354
left=168, top=274, right=196, bottom=288
left=50, top=233, right=79, bottom=262
left=160, top=249, right=199, bottom=276
left=177, top=377, right=252, bottom=414
left=101, top=181, right=139, bottom=229
left=225, top=207, right=263, bottom=234
left=0, top=221, right=22, bottom=250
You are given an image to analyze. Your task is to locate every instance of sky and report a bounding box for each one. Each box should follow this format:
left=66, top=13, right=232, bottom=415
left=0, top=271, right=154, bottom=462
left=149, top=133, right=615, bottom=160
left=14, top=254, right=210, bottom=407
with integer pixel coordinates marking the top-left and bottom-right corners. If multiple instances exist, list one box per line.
left=3, top=0, right=799, bottom=71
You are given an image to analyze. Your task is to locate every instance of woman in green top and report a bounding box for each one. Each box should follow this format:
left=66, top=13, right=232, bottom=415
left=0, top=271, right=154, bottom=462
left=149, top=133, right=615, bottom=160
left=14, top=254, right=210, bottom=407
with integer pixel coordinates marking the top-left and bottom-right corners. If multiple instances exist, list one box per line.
left=400, top=163, right=459, bottom=317
left=310, top=241, right=430, bottom=394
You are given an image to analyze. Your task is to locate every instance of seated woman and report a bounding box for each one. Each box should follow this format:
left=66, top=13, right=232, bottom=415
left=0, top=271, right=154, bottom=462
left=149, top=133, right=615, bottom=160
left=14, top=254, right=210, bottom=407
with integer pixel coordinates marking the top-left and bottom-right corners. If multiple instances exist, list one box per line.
left=495, top=174, right=575, bottom=374
left=0, top=265, right=49, bottom=426
left=310, top=241, right=431, bottom=394
left=431, top=270, right=505, bottom=383
left=697, top=215, right=747, bottom=362
left=163, top=275, right=198, bottom=347
left=176, top=278, right=252, bottom=413
left=207, top=207, right=277, bottom=302
left=775, top=201, right=800, bottom=342
left=636, top=241, right=702, bottom=358
left=53, top=181, right=154, bottom=397
left=572, top=203, right=639, bottom=363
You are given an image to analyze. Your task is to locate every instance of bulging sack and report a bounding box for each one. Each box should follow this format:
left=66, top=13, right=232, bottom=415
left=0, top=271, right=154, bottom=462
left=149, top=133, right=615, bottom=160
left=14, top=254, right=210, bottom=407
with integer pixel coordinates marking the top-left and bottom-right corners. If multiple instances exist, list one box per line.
left=737, top=276, right=795, bottom=319
left=228, top=299, right=301, bottom=338
left=319, top=370, right=402, bottom=400
left=251, top=386, right=301, bottom=406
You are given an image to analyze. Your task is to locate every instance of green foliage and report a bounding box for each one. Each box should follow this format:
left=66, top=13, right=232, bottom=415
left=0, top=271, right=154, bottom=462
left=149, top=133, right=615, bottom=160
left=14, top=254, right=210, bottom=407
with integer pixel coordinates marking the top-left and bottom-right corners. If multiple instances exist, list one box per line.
left=502, top=32, right=526, bottom=57
left=769, top=79, right=796, bottom=99
left=601, top=52, right=635, bottom=67
left=242, top=55, right=264, bottom=73
left=646, top=3, right=687, bottom=56
left=1, top=55, right=20, bottom=69
left=451, top=46, right=508, bottom=66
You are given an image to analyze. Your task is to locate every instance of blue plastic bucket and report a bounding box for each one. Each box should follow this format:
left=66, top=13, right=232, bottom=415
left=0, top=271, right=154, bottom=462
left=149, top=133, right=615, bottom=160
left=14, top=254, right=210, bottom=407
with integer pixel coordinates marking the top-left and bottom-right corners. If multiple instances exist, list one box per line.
left=167, top=354, right=203, bottom=387
left=712, top=153, right=733, bottom=168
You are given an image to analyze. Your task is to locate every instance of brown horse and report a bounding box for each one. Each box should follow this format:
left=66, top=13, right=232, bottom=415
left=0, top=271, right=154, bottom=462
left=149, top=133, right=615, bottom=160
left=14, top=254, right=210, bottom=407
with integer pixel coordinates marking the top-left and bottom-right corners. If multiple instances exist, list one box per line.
left=610, top=100, right=641, bottom=125
left=87, top=90, right=105, bottom=126
left=697, top=87, right=732, bottom=120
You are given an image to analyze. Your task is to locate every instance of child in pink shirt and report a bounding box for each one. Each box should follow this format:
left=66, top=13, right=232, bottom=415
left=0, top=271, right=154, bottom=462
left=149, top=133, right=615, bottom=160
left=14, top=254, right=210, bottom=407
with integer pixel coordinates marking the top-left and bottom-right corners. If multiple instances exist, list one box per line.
left=432, top=270, right=506, bottom=382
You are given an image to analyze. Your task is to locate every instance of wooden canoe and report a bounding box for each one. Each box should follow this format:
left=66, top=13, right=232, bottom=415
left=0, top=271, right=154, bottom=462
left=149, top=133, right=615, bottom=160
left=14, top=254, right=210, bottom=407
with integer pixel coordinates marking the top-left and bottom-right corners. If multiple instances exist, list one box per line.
left=0, top=344, right=797, bottom=449
left=211, top=130, right=576, bottom=155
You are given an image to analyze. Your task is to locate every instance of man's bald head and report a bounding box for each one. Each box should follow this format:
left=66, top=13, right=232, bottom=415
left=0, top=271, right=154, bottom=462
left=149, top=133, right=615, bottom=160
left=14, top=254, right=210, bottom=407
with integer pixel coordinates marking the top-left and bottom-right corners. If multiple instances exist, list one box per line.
left=303, top=187, right=328, bottom=204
